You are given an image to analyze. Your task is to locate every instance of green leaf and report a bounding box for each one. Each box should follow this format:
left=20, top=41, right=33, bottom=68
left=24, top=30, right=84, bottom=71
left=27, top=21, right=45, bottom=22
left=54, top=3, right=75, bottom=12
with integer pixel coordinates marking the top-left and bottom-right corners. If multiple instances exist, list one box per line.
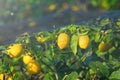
left=96, top=50, right=107, bottom=58
left=69, top=25, right=77, bottom=33
left=89, top=61, right=109, bottom=77
left=94, top=32, right=100, bottom=42
left=116, top=21, right=120, bottom=27
left=109, top=69, right=120, bottom=80
left=108, top=59, right=120, bottom=69
left=0, top=46, right=5, bottom=50
left=43, top=73, right=54, bottom=80
left=70, top=34, right=78, bottom=55
left=63, top=72, right=79, bottom=80
left=99, top=18, right=110, bottom=26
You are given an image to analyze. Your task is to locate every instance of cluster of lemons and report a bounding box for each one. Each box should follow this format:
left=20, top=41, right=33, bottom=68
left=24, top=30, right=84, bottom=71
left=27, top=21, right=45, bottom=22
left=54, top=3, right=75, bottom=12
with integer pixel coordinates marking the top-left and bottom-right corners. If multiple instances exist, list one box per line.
left=7, top=44, right=40, bottom=74
left=0, top=73, right=14, bottom=80
left=57, top=33, right=89, bottom=49
left=57, top=32, right=112, bottom=52
left=0, top=44, right=40, bottom=80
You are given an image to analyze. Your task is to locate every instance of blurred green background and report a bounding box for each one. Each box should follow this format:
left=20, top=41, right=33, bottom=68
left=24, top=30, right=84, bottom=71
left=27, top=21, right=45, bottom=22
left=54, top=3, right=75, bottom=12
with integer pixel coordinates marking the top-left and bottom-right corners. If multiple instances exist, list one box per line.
left=0, top=0, right=120, bottom=44
left=0, top=0, right=120, bottom=25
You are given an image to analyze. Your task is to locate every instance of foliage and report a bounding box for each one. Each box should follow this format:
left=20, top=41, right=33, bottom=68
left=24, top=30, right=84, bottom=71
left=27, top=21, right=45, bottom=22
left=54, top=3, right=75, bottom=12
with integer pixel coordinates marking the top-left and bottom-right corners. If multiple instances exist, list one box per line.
left=0, top=17, right=120, bottom=80
left=90, top=0, right=120, bottom=10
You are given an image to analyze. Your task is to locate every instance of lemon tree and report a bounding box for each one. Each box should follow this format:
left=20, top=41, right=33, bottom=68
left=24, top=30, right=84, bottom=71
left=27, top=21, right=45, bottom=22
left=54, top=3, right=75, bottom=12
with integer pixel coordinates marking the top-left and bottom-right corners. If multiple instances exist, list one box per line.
left=0, top=17, right=120, bottom=80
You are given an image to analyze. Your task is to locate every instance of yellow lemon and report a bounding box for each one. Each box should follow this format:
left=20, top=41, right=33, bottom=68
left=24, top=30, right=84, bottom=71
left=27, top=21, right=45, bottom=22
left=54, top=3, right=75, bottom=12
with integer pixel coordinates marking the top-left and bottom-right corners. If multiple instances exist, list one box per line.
left=101, top=1, right=109, bottom=10
left=36, top=36, right=44, bottom=43
left=0, top=73, right=4, bottom=80
left=28, top=21, right=36, bottom=27
left=7, top=44, right=23, bottom=58
left=7, top=74, right=15, bottom=80
left=71, top=5, right=79, bottom=11
left=48, top=3, right=56, bottom=11
left=23, top=54, right=34, bottom=64
left=7, top=76, right=12, bottom=80
left=27, top=60, right=40, bottom=74
left=57, top=33, right=70, bottom=49
left=98, top=41, right=112, bottom=52
left=79, top=35, right=90, bottom=49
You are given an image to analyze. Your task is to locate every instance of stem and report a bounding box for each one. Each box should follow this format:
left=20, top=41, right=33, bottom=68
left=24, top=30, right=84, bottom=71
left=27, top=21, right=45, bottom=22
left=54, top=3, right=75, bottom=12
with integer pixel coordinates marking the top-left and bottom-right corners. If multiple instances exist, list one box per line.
left=54, top=69, right=59, bottom=80
left=51, top=43, right=59, bottom=80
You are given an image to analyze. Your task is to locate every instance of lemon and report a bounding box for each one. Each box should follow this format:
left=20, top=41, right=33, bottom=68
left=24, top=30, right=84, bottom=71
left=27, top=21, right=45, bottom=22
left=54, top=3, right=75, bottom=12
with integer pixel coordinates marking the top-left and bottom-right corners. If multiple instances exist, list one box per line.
left=0, top=74, right=13, bottom=80
left=27, top=60, right=40, bottom=74
left=23, top=54, right=34, bottom=64
left=6, top=44, right=23, bottom=58
left=7, top=76, right=12, bottom=80
left=79, top=35, right=90, bottom=49
left=48, top=3, right=56, bottom=11
left=98, top=41, right=112, bottom=52
left=101, top=1, right=109, bottom=10
left=71, top=5, right=79, bottom=11
left=28, top=21, right=36, bottom=27
left=57, top=33, right=70, bottom=49
left=0, top=73, right=4, bottom=80
left=6, top=74, right=14, bottom=80
left=36, top=36, right=44, bottom=43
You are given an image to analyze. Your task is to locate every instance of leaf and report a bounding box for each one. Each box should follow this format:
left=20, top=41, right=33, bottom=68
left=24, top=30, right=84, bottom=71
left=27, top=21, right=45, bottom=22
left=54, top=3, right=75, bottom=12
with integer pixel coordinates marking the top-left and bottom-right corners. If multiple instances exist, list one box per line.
left=63, top=72, right=79, bottom=80
left=108, top=59, right=120, bottom=69
left=0, top=46, right=5, bottom=50
left=109, top=69, right=120, bottom=80
left=43, top=73, right=54, bottom=80
left=70, top=34, right=78, bottom=55
left=99, top=18, right=110, bottom=26
left=69, top=25, right=77, bottom=33
left=116, top=21, right=120, bottom=27
left=89, top=61, right=109, bottom=77
left=96, top=50, right=107, bottom=58
left=94, top=32, right=100, bottom=42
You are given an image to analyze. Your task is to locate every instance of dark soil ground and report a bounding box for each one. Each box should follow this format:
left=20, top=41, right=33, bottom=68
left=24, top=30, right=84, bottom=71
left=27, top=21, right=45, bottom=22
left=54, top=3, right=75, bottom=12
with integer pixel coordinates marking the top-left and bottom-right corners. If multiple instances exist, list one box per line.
left=0, top=9, right=120, bottom=45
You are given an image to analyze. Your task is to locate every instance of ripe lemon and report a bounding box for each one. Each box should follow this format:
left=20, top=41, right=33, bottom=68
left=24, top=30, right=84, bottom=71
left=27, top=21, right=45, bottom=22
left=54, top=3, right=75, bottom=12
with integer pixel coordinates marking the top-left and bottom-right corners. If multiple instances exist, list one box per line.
left=28, top=21, right=36, bottom=27
left=36, top=36, right=44, bottom=43
left=71, top=5, right=79, bottom=11
left=7, top=76, right=12, bottom=80
left=6, top=74, right=14, bottom=80
left=6, top=44, right=23, bottom=58
left=57, top=33, right=70, bottom=49
left=23, top=54, right=34, bottom=64
left=0, top=73, right=4, bottom=80
left=27, top=60, right=40, bottom=74
left=101, top=1, right=109, bottom=10
left=98, top=41, right=112, bottom=52
left=48, top=3, right=56, bottom=11
left=79, top=35, right=90, bottom=49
